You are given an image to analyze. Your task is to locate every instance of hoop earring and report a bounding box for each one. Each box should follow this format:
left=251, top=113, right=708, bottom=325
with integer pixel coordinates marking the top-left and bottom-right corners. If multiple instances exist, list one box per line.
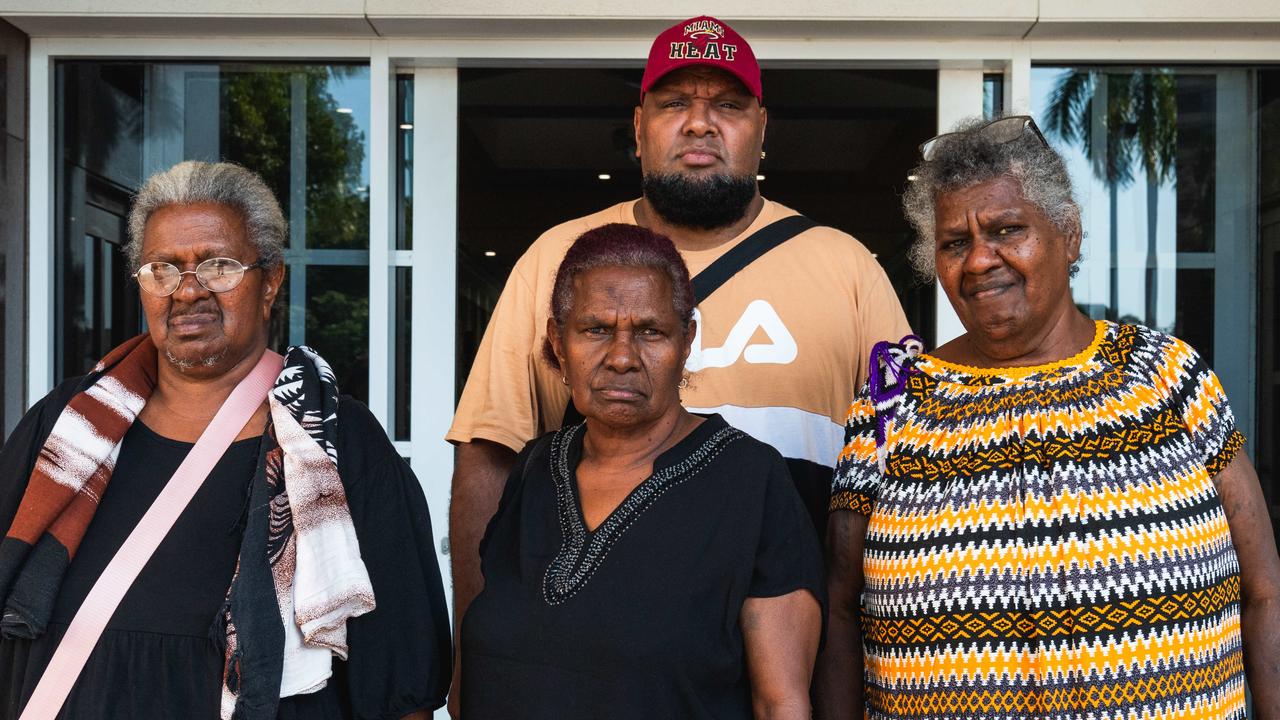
left=678, top=375, right=689, bottom=389
left=561, top=375, right=569, bottom=386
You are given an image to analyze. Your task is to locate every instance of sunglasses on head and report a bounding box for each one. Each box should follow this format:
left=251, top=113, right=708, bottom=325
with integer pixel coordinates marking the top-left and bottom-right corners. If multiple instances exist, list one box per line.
left=918, top=115, right=1050, bottom=161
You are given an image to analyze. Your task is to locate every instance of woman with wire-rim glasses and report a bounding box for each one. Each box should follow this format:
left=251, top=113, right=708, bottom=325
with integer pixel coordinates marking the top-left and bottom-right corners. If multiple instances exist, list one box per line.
left=0, top=161, right=450, bottom=719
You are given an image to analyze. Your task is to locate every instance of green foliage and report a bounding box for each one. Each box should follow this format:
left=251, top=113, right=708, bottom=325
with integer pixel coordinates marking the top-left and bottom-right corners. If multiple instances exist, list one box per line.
left=220, top=65, right=371, bottom=398
left=220, top=66, right=368, bottom=249
left=306, top=282, right=370, bottom=394
left=1045, top=69, right=1178, bottom=187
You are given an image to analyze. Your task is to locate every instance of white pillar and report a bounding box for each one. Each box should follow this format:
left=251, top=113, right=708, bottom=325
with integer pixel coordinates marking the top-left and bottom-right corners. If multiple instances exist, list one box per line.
left=410, top=67, right=459, bottom=611
left=26, top=40, right=52, bottom=407
left=1005, top=43, right=1032, bottom=114
left=1213, top=69, right=1257, bottom=448
left=368, top=48, right=394, bottom=427
left=933, top=67, right=985, bottom=346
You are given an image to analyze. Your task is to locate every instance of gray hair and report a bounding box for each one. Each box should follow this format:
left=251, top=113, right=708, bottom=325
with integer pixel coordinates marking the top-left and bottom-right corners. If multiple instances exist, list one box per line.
left=126, top=160, right=286, bottom=270
left=902, top=115, right=1081, bottom=279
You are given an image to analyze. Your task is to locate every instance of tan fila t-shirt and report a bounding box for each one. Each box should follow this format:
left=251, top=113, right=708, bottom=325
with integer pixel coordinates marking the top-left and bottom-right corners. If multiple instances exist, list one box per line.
left=446, top=199, right=911, bottom=471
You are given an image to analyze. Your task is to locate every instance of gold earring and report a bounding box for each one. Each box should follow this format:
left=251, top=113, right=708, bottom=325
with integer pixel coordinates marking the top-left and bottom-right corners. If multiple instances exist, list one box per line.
left=561, top=375, right=568, bottom=386
left=678, top=375, right=689, bottom=389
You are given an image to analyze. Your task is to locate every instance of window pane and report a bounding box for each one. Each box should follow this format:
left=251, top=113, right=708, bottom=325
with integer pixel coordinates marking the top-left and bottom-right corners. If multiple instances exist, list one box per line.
left=220, top=66, right=370, bottom=250
left=396, top=74, right=413, bottom=251
left=306, top=266, right=369, bottom=402
left=1, top=19, right=26, bottom=436
left=53, top=60, right=369, bottom=382
left=1034, top=65, right=1270, bottom=535
left=395, top=266, right=412, bottom=440
left=1173, top=268, right=1214, bottom=364
left=983, top=73, right=1005, bottom=119
left=1259, top=69, right=1280, bottom=524
left=1032, top=67, right=1223, bottom=330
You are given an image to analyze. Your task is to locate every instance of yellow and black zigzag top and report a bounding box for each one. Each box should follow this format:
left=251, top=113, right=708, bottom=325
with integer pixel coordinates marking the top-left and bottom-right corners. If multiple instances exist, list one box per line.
left=831, top=320, right=1247, bottom=720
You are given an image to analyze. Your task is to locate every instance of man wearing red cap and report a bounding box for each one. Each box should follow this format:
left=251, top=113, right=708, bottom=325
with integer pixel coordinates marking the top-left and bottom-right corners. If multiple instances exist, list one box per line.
left=445, top=15, right=909, bottom=712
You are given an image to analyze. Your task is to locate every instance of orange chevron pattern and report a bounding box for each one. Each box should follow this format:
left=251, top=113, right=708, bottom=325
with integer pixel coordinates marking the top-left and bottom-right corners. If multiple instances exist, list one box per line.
left=867, top=650, right=1244, bottom=716
left=831, top=321, right=1248, bottom=719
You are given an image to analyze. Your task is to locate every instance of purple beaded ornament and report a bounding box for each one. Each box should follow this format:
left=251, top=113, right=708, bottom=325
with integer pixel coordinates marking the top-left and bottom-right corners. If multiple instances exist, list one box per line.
left=868, top=334, right=924, bottom=472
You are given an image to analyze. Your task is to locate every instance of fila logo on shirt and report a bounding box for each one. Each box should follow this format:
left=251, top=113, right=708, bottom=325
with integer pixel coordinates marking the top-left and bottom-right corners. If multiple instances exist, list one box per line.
left=686, top=300, right=797, bottom=371
left=668, top=19, right=738, bottom=62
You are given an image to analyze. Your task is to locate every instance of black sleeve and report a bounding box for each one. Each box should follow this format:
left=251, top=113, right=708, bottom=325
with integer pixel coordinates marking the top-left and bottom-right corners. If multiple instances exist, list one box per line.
left=478, top=434, right=548, bottom=560
left=748, top=452, right=827, bottom=611
left=335, top=401, right=453, bottom=718
left=0, top=378, right=85, bottom=530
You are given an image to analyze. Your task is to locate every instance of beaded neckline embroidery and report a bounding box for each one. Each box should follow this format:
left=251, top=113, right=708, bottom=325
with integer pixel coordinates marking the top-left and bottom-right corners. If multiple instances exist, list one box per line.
left=542, top=421, right=744, bottom=606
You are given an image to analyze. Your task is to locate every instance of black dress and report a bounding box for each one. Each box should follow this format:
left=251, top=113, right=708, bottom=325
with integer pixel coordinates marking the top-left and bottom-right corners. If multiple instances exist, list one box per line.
left=461, top=414, right=825, bottom=720
left=0, top=378, right=451, bottom=719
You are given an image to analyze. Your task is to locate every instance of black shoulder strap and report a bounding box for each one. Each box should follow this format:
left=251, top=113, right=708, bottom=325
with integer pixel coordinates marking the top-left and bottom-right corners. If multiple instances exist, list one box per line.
left=560, top=214, right=817, bottom=429
left=690, top=214, right=817, bottom=302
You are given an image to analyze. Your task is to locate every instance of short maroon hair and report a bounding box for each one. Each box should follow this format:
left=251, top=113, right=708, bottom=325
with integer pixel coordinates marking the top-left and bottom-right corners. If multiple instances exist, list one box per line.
left=543, top=223, right=695, bottom=370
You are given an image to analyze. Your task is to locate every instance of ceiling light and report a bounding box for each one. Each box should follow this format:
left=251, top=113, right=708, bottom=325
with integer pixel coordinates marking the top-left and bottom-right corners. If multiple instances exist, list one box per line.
left=756, top=174, right=766, bottom=181
left=906, top=174, right=919, bottom=181
left=484, top=251, right=497, bottom=257
left=598, top=173, right=611, bottom=180
left=336, top=107, right=354, bottom=114
left=399, top=123, right=414, bottom=130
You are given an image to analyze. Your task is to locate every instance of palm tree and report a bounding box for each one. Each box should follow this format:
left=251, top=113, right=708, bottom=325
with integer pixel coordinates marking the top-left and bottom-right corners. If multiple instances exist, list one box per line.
left=1044, top=69, right=1177, bottom=326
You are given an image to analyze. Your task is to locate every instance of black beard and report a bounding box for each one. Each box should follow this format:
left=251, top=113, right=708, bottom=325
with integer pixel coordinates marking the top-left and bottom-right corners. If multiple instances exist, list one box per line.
left=641, top=173, right=757, bottom=230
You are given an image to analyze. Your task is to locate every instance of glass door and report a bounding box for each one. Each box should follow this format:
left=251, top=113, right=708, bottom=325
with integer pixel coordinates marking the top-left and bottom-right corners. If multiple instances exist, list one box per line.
left=1032, top=65, right=1263, bottom=499
left=53, top=61, right=372, bottom=398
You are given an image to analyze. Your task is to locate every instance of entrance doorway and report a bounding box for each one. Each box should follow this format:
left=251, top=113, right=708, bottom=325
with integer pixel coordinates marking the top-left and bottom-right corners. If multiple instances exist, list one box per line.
left=456, top=67, right=939, bottom=399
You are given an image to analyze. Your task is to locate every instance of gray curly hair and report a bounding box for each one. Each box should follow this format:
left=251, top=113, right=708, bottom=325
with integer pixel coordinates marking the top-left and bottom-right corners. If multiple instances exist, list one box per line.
left=902, top=115, right=1081, bottom=279
left=125, top=160, right=286, bottom=270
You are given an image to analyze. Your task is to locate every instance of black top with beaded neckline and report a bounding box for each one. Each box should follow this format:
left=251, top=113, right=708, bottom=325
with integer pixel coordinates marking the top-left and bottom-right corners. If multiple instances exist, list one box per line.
left=463, top=413, right=826, bottom=720
left=544, top=418, right=745, bottom=606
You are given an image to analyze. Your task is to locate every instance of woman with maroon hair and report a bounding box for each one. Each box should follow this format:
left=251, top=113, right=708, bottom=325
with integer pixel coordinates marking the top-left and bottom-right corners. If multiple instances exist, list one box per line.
left=458, top=223, right=824, bottom=719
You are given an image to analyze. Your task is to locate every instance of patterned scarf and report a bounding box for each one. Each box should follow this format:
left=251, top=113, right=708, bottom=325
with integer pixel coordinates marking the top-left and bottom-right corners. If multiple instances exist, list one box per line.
left=0, top=336, right=375, bottom=719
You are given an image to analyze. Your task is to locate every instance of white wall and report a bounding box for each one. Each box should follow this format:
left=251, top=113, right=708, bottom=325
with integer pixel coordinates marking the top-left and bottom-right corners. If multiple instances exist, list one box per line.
left=4, top=0, right=1279, bottom=39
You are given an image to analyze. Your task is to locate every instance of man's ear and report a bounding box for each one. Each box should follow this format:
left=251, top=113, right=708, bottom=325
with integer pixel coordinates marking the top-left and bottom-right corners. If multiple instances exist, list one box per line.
left=633, top=105, right=644, bottom=160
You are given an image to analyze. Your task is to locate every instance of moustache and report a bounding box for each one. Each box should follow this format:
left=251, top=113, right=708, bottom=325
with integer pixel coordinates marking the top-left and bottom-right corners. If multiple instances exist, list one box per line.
left=165, top=302, right=222, bottom=324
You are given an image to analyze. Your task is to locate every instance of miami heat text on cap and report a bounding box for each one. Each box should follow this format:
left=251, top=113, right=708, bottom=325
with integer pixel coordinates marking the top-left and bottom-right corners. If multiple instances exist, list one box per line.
left=640, top=16, right=762, bottom=103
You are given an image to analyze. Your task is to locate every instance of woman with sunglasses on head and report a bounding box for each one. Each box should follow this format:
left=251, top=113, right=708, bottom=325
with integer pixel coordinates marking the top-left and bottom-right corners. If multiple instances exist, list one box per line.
left=0, top=161, right=450, bottom=719
left=814, top=116, right=1280, bottom=720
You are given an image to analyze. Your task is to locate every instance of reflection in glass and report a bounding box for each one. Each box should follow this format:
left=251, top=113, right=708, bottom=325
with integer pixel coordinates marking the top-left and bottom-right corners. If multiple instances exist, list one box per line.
left=306, top=266, right=369, bottom=401
left=1038, top=67, right=1186, bottom=332
left=1258, top=70, right=1280, bottom=525
left=395, top=267, right=412, bottom=440
left=1034, top=66, right=1271, bottom=531
left=983, top=73, right=1004, bottom=120
left=54, top=61, right=370, bottom=390
left=1032, top=68, right=1250, bottom=358
left=1173, top=268, right=1214, bottom=367
left=1, top=20, right=26, bottom=435
left=396, top=74, right=414, bottom=251
left=220, top=67, right=370, bottom=250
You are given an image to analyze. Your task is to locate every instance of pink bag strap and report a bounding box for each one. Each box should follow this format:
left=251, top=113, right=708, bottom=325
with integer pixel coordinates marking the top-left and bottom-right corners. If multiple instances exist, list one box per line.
left=19, top=349, right=285, bottom=720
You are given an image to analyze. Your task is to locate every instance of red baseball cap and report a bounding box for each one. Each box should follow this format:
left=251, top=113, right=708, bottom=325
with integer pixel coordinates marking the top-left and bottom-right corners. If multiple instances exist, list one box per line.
left=640, top=16, right=762, bottom=103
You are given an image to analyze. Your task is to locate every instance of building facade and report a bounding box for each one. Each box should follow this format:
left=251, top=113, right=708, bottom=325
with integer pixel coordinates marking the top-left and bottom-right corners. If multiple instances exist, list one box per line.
left=1, top=2, right=1279, bottom=591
